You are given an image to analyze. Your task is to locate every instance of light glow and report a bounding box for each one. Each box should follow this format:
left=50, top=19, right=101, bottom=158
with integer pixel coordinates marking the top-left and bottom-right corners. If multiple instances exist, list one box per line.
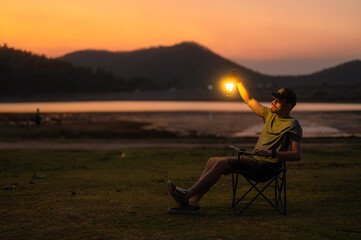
left=225, top=83, right=234, bottom=93
left=220, top=75, right=238, bottom=96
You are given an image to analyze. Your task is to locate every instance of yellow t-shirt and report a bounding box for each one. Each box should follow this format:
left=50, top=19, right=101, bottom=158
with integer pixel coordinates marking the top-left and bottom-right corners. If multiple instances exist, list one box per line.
left=253, top=107, right=302, bottom=163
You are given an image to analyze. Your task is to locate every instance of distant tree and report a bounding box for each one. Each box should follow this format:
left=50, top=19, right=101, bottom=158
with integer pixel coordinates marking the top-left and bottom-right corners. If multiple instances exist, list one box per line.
left=0, top=45, right=130, bottom=95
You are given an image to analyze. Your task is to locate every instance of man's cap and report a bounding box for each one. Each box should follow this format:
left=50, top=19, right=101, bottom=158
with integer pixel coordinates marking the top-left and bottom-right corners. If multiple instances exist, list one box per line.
left=270, top=88, right=297, bottom=105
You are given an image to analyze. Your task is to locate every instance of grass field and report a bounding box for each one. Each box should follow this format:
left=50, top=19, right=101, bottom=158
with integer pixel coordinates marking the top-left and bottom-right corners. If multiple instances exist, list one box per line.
left=1, top=145, right=361, bottom=239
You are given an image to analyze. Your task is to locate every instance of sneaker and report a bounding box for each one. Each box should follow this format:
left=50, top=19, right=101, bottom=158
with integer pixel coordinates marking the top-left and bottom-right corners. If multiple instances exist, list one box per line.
left=168, top=205, right=200, bottom=215
left=167, top=180, right=188, bottom=207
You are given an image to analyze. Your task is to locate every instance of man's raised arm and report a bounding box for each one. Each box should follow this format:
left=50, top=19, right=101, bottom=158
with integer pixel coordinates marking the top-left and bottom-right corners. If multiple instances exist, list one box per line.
left=231, top=71, right=265, bottom=117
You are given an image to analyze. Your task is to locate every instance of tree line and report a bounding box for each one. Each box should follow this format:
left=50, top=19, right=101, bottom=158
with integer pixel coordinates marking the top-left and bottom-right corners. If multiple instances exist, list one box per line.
left=0, top=45, right=166, bottom=96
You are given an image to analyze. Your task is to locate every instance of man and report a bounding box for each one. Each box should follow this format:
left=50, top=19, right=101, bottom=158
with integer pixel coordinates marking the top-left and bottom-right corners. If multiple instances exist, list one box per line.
left=167, top=70, right=303, bottom=214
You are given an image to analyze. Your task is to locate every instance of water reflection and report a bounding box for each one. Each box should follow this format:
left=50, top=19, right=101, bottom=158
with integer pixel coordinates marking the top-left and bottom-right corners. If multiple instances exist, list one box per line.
left=1, top=101, right=361, bottom=113
left=1, top=101, right=360, bottom=138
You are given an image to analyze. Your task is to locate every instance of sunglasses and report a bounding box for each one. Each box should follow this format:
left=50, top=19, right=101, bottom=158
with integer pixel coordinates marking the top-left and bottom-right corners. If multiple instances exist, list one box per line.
left=272, top=97, right=287, bottom=104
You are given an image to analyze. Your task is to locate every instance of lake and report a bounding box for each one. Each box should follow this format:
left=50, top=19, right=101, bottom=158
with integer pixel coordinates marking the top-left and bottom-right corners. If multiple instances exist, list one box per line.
left=1, top=101, right=361, bottom=113
left=1, top=101, right=361, bottom=138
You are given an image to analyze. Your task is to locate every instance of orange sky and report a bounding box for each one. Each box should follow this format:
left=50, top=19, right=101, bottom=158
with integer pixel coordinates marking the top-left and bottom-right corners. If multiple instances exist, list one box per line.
left=1, top=0, right=361, bottom=74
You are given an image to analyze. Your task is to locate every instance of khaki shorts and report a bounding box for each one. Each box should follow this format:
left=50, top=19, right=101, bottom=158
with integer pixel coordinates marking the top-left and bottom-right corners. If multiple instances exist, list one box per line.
left=226, top=155, right=280, bottom=181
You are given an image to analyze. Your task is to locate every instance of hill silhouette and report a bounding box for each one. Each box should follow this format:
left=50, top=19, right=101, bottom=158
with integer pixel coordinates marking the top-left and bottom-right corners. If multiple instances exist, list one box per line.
left=59, top=42, right=361, bottom=101
left=59, top=42, right=269, bottom=90
left=1, top=43, right=360, bottom=101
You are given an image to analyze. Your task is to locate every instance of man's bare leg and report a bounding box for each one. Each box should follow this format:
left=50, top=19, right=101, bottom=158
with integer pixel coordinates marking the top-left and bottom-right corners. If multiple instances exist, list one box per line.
left=198, top=157, right=219, bottom=178
left=187, top=157, right=233, bottom=206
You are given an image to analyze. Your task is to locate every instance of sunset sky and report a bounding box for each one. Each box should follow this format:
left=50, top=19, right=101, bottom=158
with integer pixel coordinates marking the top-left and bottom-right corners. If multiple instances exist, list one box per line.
left=1, top=0, right=360, bottom=75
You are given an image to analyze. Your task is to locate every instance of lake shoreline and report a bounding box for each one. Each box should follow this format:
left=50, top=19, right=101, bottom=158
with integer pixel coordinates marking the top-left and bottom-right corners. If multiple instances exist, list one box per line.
left=1, top=111, right=361, bottom=139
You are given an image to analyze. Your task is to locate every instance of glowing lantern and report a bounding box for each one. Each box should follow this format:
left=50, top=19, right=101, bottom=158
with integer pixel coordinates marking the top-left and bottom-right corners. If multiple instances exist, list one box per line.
left=223, top=79, right=236, bottom=96
left=220, top=72, right=238, bottom=96
left=225, top=83, right=234, bottom=93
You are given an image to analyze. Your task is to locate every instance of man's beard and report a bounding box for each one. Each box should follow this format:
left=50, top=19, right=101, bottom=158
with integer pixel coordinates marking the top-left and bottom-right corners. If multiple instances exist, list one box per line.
left=271, top=105, right=278, bottom=113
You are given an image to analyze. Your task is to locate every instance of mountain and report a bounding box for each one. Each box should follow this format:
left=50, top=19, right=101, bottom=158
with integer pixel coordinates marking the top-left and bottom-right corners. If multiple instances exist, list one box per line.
left=0, top=44, right=128, bottom=96
left=267, top=60, right=361, bottom=101
left=297, top=60, right=361, bottom=86
left=59, top=42, right=361, bottom=101
left=59, top=42, right=270, bottom=90
left=1, top=43, right=360, bottom=101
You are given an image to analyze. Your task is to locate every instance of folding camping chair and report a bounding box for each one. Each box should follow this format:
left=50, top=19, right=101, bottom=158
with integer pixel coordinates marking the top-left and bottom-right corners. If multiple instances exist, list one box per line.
left=230, top=145, right=287, bottom=215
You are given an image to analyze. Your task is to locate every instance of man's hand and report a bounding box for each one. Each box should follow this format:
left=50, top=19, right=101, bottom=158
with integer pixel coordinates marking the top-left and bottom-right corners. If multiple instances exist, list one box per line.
left=229, top=69, right=241, bottom=81
left=253, top=141, right=302, bottom=161
left=253, top=148, right=271, bottom=157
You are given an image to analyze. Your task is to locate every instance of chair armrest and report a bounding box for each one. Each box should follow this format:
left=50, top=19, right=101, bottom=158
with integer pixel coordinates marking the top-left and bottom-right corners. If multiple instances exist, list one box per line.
left=230, top=145, right=254, bottom=156
left=230, top=145, right=246, bottom=152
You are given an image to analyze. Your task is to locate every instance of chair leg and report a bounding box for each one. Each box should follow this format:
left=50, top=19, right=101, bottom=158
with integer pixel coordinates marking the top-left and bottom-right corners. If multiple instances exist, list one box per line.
left=232, top=171, right=287, bottom=215
left=232, top=173, right=274, bottom=215
left=274, top=172, right=286, bottom=215
left=283, top=171, right=287, bottom=215
left=238, top=179, right=274, bottom=215
left=232, top=172, right=237, bottom=207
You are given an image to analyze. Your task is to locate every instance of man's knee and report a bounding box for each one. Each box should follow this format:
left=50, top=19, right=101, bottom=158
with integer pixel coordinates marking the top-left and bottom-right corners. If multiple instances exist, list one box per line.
left=207, top=157, right=221, bottom=165
left=213, top=157, right=231, bottom=170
